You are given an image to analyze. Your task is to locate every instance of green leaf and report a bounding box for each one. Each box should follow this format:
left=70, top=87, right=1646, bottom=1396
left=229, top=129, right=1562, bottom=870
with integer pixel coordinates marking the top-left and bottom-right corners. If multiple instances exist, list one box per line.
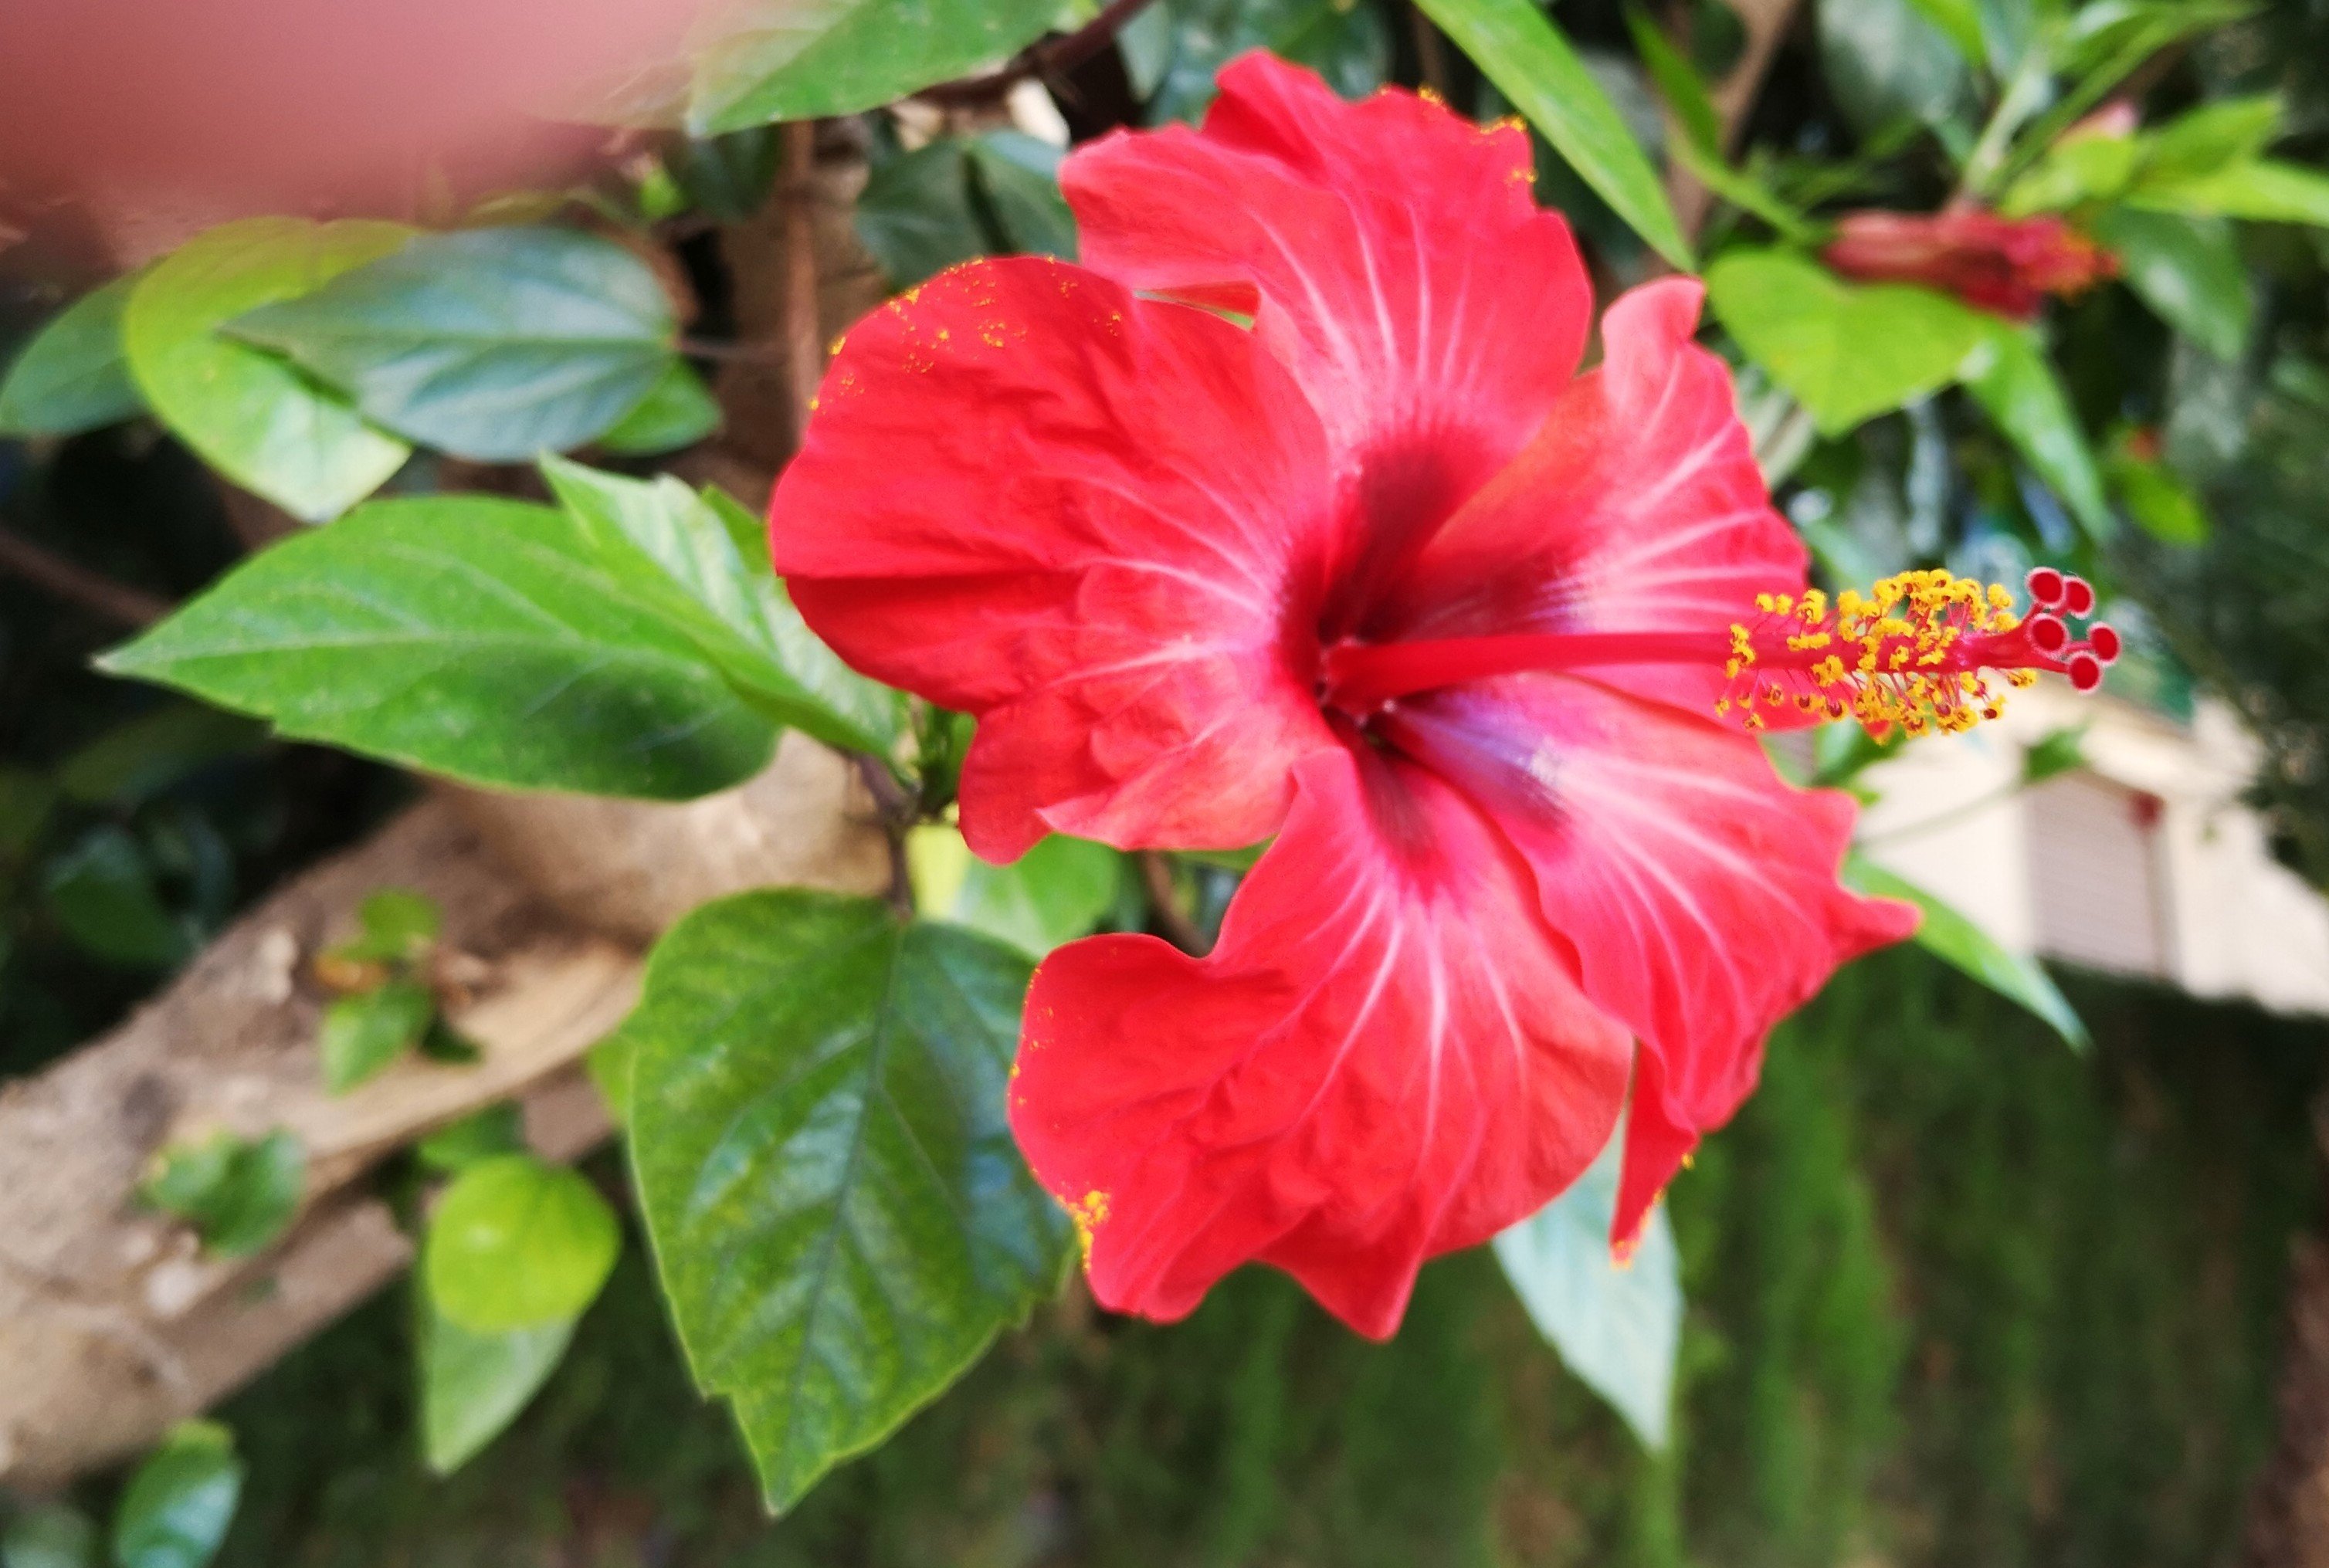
left=0, top=277, right=144, bottom=437
left=3, top=1505, right=97, bottom=1568
left=1135, top=0, right=1391, bottom=124
left=122, top=217, right=413, bottom=523
left=1706, top=249, right=1986, bottom=435
left=2131, top=159, right=2329, bottom=228
left=228, top=228, right=679, bottom=462
left=1623, top=7, right=1720, bottom=154
left=111, top=1422, right=242, bottom=1568
left=415, top=1104, right=527, bottom=1173
left=424, top=1154, right=619, bottom=1333
left=907, top=825, right=1124, bottom=958
left=1960, top=320, right=2114, bottom=541
left=98, top=494, right=781, bottom=800
left=2106, top=441, right=2212, bottom=544
left=541, top=459, right=900, bottom=754
left=418, top=1292, right=575, bottom=1475
left=318, top=979, right=435, bottom=1094
left=2020, top=724, right=2089, bottom=784
left=690, top=0, right=1059, bottom=133
left=1817, top=0, right=1974, bottom=137
left=42, top=827, right=188, bottom=968
left=597, top=361, right=721, bottom=455
left=1493, top=1123, right=1681, bottom=1451
left=2090, top=207, right=2251, bottom=360
left=1901, top=0, right=1988, bottom=63
left=1848, top=858, right=2090, bottom=1049
left=1415, top=0, right=1692, bottom=269
left=352, top=888, right=442, bottom=960
left=54, top=706, right=265, bottom=808
left=856, top=142, right=992, bottom=290
left=140, top=1130, right=305, bottom=1258
left=2139, top=94, right=2282, bottom=185
left=967, top=131, right=1078, bottom=261
left=623, top=891, right=1071, bottom=1510
left=1999, top=133, right=2141, bottom=216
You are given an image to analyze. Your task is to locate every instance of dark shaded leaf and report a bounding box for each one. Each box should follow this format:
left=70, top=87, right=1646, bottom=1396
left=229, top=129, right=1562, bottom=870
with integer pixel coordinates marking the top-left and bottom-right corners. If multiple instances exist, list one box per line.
left=42, top=827, right=187, bottom=968
left=111, top=1422, right=242, bottom=1568
left=2, top=1505, right=94, bottom=1568
left=0, top=277, right=144, bottom=437
left=597, top=361, right=721, bottom=455
left=856, top=142, right=991, bottom=290
left=2091, top=207, right=2252, bottom=361
left=1961, top=320, right=2114, bottom=541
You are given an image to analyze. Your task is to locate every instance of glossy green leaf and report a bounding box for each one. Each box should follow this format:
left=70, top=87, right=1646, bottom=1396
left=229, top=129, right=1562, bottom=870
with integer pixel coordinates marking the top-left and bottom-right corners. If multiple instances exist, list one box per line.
left=1706, top=249, right=1985, bottom=435
left=541, top=459, right=899, bottom=754
left=1415, top=0, right=1691, bottom=269
left=122, top=217, right=412, bottom=523
left=968, top=131, right=1077, bottom=260
left=318, top=979, right=435, bottom=1094
left=1493, top=1123, right=1681, bottom=1451
left=140, top=1130, right=305, bottom=1258
left=690, top=0, right=1059, bottom=133
left=623, top=890, right=1071, bottom=1510
left=229, top=228, right=678, bottom=462
left=908, top=825, right=1124, bottom=958
left=2131, top=159, right=2329, bottom=228
left=0, top=277, right=144, bottom=437
left=597, top=361, right=721, bottom=455
left=2, top=1507, right=94, bottom=1568
left=424, top=1154, right=620, bottom=1333
left=2021, top=724, right=2090, bottom=784
left=418, top=1292, right=576, bottom=1475
left=111, top=1422, right=242, bottom=1568
left=1960, top=320, right=2114, bottom=541
left=1849, top=858, right=2089, bottom=1049
left=99, top=494, right=781, bottom=800
left=1623, top=7, right=1720, bottom=154
left=2090, top=207, right=2251, bottom=361
left=42, top=826, right=187, bottom=968
left=415, top=1104, right=528, bottom=1173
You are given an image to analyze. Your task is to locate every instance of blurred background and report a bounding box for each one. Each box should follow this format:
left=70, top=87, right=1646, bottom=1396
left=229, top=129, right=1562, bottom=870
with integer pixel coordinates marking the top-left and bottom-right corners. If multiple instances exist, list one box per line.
left=5, top=0, right=2329, bottom=1563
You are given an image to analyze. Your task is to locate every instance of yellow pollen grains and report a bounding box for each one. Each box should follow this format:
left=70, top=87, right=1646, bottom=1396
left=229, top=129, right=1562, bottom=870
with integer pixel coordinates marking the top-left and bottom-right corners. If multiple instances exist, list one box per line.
left=1725, top=567, right=2036, bottom=738
left=1066, top=1190, right=1112, bottom=1262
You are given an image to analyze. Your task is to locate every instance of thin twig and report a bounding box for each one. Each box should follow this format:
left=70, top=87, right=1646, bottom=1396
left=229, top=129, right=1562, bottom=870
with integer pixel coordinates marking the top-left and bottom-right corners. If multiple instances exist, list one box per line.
left=1409, top=5, right=1455, bottom=100
left=780, top=120, right=824, bottom=455
left=1138, top=852, right=1205, bottom=954
left=919, top=0, right=1166, bottom=105
left=851, top=754, right=918, bottom=922
left=0, top=527, right=170, bottom=627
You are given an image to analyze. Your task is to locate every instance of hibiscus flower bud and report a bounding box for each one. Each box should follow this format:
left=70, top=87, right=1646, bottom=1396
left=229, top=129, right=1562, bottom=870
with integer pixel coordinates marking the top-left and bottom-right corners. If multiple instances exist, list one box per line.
left=1821, top=208, right=2119, bottom=320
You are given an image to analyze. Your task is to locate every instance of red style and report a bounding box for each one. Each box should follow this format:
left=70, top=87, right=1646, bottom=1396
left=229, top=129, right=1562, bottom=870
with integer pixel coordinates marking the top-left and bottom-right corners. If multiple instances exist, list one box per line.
left=770, top=53, right=1931, bottom=1338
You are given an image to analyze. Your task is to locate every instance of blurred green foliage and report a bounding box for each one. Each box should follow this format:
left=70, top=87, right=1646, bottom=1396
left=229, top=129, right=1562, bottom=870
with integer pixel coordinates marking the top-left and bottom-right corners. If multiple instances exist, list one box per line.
left=93, top=947, right=2305, bottom=1568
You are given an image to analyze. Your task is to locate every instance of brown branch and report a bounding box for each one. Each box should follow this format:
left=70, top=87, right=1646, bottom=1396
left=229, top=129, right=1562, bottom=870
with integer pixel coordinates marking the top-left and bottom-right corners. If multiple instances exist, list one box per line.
left=1664, top=0, right=1804, bottom=245
left=1139, top=852, right=1205, bottom=954
left=1409, top=5, right=1456, bottom=101
left=0, top=526, right=170, bottom=628
left=919, top=0, right=1165, bottom=106
left=780, top=120, right=825, bottom=455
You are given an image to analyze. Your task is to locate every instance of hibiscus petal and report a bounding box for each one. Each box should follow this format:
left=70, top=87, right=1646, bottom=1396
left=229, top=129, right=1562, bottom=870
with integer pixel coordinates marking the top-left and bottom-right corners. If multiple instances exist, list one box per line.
left=1379, top=676, right=1917, bottom=1245
left=1063, top=52, right=1594, bottom=616
left=1012, top=745, right=1632, bottom=1339
left=769, top=256, right=1342, bottom=860
left=1372, top=278, right=1813, bottom=726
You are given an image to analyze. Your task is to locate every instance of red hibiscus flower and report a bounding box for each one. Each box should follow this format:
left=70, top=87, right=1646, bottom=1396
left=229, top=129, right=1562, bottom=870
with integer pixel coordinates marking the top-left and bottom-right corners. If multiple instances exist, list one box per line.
left=769, top=53, right=2110, bottom=1338
left=1822, top=208, right=2118, bottom=320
